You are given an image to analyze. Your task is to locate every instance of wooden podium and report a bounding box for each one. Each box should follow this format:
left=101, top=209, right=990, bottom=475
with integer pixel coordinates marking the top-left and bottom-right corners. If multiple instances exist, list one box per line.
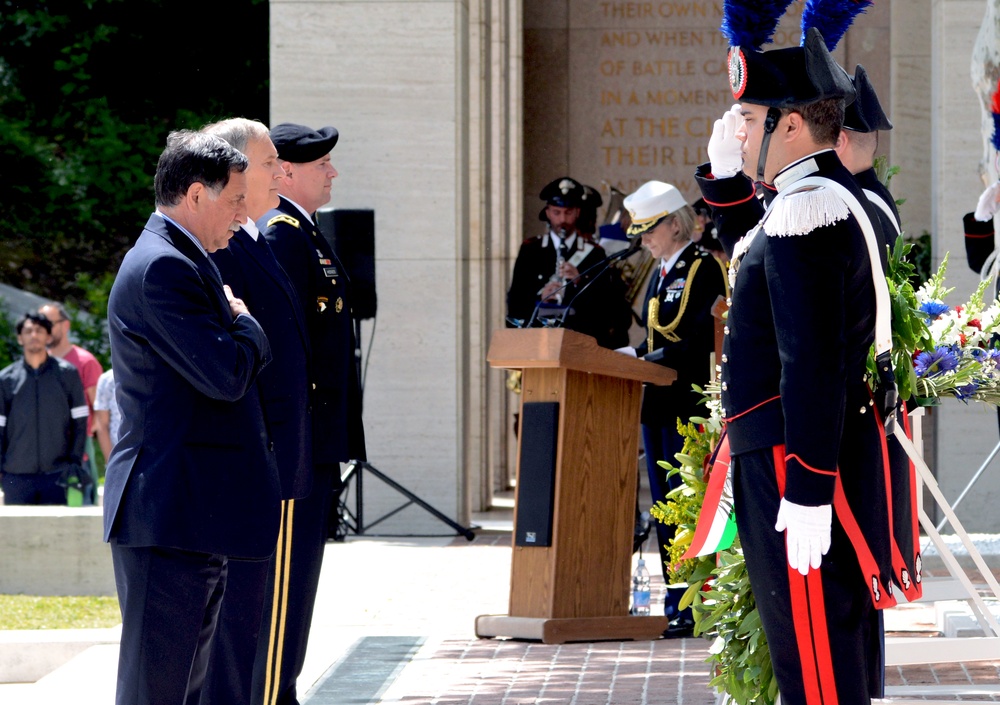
left=477, top=328, right=677, bottom=643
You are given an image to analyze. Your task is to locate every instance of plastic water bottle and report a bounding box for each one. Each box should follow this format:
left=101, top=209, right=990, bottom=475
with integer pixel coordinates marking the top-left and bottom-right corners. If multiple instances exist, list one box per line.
left=632, top=558, right=651, bottom=616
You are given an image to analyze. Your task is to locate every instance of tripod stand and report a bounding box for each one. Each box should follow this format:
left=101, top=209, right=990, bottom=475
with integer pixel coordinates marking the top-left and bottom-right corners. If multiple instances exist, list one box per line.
left=334, top=317, right=475, bottom=541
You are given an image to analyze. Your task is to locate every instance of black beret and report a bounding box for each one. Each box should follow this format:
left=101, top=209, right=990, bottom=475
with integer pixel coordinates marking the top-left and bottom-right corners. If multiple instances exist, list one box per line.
left=844, top=65, right=892, bottom=133
left=270, top=123, right=339, bottom=163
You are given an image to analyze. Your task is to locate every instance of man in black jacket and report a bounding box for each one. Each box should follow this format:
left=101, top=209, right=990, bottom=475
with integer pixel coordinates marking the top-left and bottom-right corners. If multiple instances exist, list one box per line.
left=0, top=312, right=88, bottom=505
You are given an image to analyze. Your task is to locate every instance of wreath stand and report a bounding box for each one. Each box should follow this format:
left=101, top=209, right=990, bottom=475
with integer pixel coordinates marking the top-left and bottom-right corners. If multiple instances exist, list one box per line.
left=884, top=406, right=1000, bottom=703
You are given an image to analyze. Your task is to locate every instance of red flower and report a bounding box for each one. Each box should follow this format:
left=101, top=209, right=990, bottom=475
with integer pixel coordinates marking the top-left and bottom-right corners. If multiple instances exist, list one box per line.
left=956, top=305, right=965, bottom=314
left=969, top=318, right=982, bottom=330
left=960, top=333, right=968, bottom=346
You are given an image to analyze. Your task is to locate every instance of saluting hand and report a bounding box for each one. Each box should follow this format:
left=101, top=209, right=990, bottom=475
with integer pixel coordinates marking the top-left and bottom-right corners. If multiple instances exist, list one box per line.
left=224, top=284, right=250, bottom=318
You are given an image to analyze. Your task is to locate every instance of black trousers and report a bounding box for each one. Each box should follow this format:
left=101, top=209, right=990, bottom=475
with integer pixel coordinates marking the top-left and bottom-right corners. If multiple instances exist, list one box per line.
left=255, top=463, right=338, bottom=705
left=112, top=543, right=229, bottom=705
left=733, top=447, right=882, bottom=705
left=1, top=471, right=65, bottom=505
left=192, top=556, right=270, bottom=705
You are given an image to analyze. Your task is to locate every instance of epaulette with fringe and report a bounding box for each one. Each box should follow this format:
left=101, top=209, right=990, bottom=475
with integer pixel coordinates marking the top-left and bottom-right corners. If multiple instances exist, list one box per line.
left=766, top=185, right=849, bottom=237
left=267, top=214, right=300, bottom=229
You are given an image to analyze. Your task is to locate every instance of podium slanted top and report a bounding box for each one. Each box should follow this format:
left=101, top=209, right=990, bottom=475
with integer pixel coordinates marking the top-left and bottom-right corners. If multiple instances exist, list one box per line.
left=487, top=328, right=676, bottom=386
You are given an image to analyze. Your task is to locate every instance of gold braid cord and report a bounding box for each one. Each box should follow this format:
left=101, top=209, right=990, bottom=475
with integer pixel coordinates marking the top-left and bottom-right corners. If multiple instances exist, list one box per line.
left=647, top=258, right=704, bottom=350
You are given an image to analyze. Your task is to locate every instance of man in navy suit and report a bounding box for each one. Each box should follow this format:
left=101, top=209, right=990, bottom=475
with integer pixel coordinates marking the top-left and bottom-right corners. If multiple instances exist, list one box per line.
left=193, top=118, right=313, bottom=705
left=105, top=131, right=280, bottom=705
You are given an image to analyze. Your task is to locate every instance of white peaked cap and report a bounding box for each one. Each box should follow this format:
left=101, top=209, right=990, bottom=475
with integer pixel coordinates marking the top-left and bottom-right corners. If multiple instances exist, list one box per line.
left=623, top=181, right=688, bottom=236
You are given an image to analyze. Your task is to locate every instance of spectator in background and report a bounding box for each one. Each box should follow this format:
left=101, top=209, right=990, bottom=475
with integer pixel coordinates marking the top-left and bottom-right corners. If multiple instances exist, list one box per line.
left=39, top=301, right=103, bottom=502
left=93, top=368, right=121, bottom=462
left=0, top=313, right=88, bottom=505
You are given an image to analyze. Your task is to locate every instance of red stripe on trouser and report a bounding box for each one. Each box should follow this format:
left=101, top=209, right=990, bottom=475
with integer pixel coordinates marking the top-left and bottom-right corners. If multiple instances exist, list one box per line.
left=832, top=474, right=897, bottom=609
left=870, top=387, right=920, bottom=601
left=773, top=447, right=839, bottom=705
left=901, top=409, right=923, bottom=598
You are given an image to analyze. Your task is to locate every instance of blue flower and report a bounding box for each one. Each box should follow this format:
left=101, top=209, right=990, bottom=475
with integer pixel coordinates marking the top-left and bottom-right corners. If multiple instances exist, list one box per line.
left=914, top=347, right=960, bottom=377
left=919, top=301, right=950, bottom=321
left=956, top=383, right=979, bottom=401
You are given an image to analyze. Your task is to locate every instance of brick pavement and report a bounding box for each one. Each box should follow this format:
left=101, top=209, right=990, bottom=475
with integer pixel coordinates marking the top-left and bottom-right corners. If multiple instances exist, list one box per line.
left=364, top=532, right=1000, bottom=704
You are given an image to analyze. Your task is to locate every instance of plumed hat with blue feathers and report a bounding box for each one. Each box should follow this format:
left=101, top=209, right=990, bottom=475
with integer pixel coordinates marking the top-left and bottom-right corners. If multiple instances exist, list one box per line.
left=722, top=0, right=876, bottom=108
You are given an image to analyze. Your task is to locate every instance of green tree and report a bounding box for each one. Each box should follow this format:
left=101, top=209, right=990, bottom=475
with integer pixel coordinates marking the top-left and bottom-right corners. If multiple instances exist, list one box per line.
left=0, top=0, right=269, bottom=309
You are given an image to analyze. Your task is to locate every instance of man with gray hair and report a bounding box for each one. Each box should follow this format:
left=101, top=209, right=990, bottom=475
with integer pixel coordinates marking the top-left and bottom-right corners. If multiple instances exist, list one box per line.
left=193, top=117, right=312, bottom=705
left=105, top=130, right=279, bottom=705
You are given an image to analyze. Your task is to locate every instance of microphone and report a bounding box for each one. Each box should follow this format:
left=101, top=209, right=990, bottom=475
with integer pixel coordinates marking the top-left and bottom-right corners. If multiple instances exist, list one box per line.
left=555, top=238, right=642, bottom=328
left=524, top=238, right=641, bottom=329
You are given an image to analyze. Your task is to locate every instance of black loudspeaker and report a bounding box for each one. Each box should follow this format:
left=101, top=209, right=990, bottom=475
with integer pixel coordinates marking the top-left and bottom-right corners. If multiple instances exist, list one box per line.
left=315, top=208, right=377, bottom=320
left=514, top=401, right=559, bottom=547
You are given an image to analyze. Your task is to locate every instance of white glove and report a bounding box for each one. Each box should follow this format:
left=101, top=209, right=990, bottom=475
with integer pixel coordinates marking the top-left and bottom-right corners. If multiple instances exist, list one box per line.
left=774, top=498, right=832, bottom=576
left=974, top=181, right=1000, bottom=222
left=707, top=104, right=744, bottom=179
left=615, top=346, right=637, bottom=358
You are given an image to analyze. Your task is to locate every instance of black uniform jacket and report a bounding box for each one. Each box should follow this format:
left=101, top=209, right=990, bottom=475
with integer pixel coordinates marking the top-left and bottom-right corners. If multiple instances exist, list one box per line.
left=104, top=213, right=280, bottom=559
left=259, top=196, right=367, bottom=465
left=719, top=151, right=903, bottom=597
left=506, top=232, right=631, bottom=349
left=636, top=242, right=728, bottom=427
left=212, top=226, right=313, bottom=500
left=855, top=167, right=901, bottom=247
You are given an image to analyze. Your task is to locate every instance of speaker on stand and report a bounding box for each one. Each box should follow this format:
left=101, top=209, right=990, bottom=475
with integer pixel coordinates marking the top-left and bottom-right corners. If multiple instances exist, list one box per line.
left=315, top=209, right=474, bottom=541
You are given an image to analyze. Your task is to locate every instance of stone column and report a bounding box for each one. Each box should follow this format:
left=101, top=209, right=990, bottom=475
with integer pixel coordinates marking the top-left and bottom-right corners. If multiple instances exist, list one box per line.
left=270, top=0, right=516, bottom=529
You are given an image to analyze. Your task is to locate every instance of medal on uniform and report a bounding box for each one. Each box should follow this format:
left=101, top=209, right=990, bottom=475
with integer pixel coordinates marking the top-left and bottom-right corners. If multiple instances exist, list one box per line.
left=317, top=296, right=328, bottom=313
left=335, top=297, right=344, bottom=313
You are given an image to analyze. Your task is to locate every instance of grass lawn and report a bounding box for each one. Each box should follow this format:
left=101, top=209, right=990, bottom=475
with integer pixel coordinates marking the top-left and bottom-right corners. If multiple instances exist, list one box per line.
left=0, top=595, right=121, bottom=630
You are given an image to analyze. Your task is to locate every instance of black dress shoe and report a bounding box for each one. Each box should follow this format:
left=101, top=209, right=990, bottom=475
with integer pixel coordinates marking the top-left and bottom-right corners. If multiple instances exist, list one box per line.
left=662, top=615, right=695, bottom=639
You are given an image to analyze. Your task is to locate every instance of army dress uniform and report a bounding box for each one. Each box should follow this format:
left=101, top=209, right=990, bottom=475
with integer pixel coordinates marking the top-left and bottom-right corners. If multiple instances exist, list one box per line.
left=257, top=194, right=366, bottom=705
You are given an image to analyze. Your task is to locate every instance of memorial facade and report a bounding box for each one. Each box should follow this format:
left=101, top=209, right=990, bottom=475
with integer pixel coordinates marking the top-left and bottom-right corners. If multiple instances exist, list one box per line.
left=270, top=0, right=1000, bottom=532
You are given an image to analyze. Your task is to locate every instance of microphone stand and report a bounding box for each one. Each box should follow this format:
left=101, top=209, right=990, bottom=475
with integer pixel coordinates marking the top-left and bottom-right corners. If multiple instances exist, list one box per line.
left=556, top=239, right=642, bottom=328
left=524, top=239, right=641, bottom=329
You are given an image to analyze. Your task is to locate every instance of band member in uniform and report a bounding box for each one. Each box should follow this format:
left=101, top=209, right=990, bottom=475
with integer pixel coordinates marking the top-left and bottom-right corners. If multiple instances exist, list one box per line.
left=506, top=177, right=631, bottom=349
left=620, top=181, right=728, bottom=634
left=192, top=118, right=312, bottom=705
left=257, top=122, right=367, bottom=705
left=716, top=24, right=899, bottom=704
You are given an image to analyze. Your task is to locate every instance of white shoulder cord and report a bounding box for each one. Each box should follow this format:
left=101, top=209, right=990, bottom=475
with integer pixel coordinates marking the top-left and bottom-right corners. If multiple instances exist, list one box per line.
left=861, top=188, right=901, bottom=238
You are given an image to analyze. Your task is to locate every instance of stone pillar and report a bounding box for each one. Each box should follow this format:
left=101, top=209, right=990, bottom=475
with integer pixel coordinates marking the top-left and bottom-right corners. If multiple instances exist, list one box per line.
left=270, top=0, right=517, bottom=529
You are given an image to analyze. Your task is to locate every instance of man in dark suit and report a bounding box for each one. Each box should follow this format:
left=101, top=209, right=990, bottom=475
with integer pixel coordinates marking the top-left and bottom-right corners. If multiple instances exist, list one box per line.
left=105, top=131, right=280, bottom=705
left=190, top=118, right=312, bottom=705
left=257, top=122, right=367, bottom=705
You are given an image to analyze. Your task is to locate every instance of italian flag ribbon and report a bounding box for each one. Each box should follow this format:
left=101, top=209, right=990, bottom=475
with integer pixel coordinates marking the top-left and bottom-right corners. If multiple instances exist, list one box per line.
left=681, top=432, right=737, bottom=560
